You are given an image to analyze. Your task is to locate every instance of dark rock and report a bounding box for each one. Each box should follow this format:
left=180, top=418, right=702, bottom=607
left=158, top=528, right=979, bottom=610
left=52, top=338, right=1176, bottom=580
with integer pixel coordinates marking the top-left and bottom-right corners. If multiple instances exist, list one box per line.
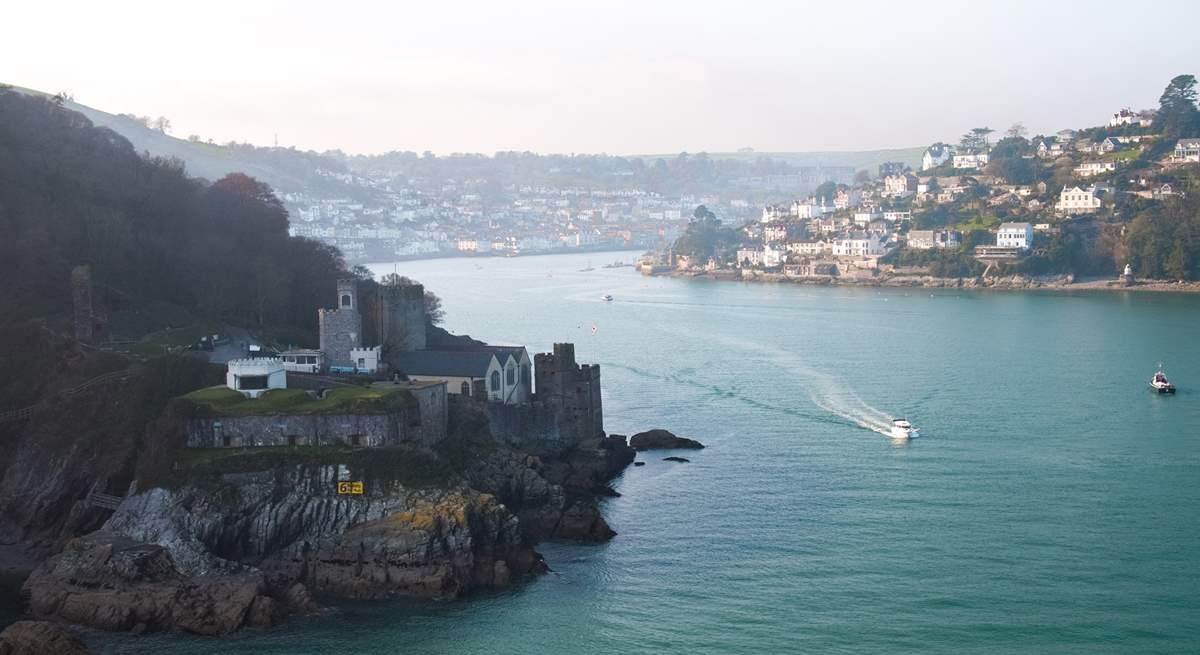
left=22, top=531, right=271, bottom=635
left=553, top=501, right=616, bottom=540
left=633, top=461, right=646, bottom=466
left=630, top=429, right=705, bottom=451
left=0, top=621, right=91, bottom=655
left=245, top=595, right=283, bottom=628
left=663, top=457, right=690, bottom=463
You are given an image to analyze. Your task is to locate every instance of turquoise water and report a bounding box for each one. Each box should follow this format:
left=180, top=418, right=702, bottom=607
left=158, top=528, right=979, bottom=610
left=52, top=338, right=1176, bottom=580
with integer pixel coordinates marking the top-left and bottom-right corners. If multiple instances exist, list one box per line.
left=94, top=251, right=1200, bottom=653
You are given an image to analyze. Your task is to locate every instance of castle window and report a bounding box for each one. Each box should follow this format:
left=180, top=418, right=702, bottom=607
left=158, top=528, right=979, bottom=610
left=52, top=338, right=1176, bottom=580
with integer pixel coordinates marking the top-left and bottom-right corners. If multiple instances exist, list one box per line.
left=490, top=371, right=501, bottom=392
left=287, top=435, right=299, bottom=447
left=506, top=363, right=516, bottom=385
left=341, top=294, right=352, bottom=308
left=521, top=364, right=530, bottom=387
left=460, top=381, right=471, bottom=396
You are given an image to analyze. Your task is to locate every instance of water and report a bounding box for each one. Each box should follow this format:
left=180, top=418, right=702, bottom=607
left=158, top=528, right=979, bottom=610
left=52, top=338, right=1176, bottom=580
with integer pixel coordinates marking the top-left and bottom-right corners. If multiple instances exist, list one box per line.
left=92, top=251, right=1200, bottom=653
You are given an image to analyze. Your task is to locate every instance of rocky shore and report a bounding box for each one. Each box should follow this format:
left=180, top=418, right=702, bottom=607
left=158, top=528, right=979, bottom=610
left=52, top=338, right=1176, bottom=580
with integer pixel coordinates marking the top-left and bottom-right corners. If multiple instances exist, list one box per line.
left=651, top=268, right=1200, bottom=294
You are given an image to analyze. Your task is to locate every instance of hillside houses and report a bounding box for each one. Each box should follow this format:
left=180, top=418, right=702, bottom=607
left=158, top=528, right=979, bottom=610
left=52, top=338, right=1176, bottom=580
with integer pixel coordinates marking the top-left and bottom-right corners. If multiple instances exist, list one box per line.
left=922, top=144, right=953, bottom=170
left=952, top=151, right=990, bottom=170
left=1171, top=138, right=1200, bottom=163
left=1075, top=161, right=1117, bottom=177
left=1056, top=185, right=1105, bottom=215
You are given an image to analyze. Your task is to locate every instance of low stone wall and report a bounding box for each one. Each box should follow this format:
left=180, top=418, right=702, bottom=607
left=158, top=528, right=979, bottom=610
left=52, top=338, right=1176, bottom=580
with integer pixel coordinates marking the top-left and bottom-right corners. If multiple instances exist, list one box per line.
left=186, top=409, right=444, bottom=449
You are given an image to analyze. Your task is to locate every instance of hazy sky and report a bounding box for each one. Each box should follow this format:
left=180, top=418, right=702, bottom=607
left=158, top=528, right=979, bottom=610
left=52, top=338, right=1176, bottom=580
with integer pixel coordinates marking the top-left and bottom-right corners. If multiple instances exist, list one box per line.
left=6, top=0, right=1199, bottom=155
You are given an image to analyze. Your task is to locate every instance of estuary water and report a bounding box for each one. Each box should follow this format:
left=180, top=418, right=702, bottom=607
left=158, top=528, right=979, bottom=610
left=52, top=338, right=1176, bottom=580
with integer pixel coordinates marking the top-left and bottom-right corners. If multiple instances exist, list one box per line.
left=96, top=251, right=1200, bottom=653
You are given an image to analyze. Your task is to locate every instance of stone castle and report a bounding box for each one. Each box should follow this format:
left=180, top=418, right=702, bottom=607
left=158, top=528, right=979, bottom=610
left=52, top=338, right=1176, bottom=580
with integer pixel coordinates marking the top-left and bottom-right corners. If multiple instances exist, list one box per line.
left=318, top=278, right=428, bottom=368
left=533, top=343, right=603, bottom=443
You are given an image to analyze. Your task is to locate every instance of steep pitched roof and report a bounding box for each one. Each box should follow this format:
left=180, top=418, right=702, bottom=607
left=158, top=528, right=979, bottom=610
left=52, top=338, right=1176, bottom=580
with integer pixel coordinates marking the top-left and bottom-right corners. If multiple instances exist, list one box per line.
left=394, top=349, right=498, bottom=378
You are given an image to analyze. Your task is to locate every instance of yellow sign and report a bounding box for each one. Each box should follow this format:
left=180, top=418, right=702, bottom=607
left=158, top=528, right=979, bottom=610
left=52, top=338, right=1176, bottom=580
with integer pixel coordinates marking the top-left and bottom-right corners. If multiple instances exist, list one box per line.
left=337, top=481, right=364, bottom=495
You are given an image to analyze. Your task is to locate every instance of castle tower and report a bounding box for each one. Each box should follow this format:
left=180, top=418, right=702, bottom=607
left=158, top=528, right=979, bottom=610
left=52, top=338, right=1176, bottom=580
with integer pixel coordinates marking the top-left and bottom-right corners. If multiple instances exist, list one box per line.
left=379, top=282, right=427, bottom=355
left=319, top=278, right=362, bottom=368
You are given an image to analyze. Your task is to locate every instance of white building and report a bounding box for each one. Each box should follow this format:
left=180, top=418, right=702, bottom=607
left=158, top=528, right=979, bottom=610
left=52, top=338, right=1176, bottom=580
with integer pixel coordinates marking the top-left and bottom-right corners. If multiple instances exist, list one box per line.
left=907, top=230, right=961, bottom=250
left=226, top=358, right=287, bottom=399
left=737, top=248, right=764, bottom=267
left=396, top=346, right=532, bottom=404
left=279, top=349, right=324, bottom=374
left=883, top=210, right=913, bottom=223
left=785, top=240, right=830, bottom=256
left=1074, top=161, right=1117, bottom=178
left=792, top=201, right=834, bottom=219
left=922, top=144, right=953, bottom=170
left=834, top=189, right=862, bottom=210
left=350, top=346, right=382, bottom=374
left=1109, top=108, right=1138, bottom=127
left=1056, top=186, right=1104, bottom=215
left=1171, top=138, right=1200, bottom=163
left=996, top=222, right=1034, bottom=250
left=832, top=232, right=888, bottom=257
left=953, top=152, right=990, bottom=170
left=853, top=210, right=882, bottom=226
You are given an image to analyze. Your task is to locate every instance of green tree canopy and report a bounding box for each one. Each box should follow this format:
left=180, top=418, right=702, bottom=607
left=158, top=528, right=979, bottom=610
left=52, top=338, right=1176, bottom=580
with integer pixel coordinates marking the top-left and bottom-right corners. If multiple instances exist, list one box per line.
left=1153, top=74, right=1200, bottom=139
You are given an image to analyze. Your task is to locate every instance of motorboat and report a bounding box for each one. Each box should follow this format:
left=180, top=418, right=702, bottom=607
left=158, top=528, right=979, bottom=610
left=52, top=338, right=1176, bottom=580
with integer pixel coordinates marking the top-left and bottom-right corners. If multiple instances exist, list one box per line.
left=600, top=294, right=614, bottom=302
left=1150, top=366, right=1176, bottom=394
left=890, top=419, right=919, bottom=439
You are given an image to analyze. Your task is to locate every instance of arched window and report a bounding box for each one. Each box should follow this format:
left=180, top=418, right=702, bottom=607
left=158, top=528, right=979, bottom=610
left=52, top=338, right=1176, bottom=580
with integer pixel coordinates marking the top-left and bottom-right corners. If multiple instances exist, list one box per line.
left=341, top=294, right=352, bottom=308
left=460, top=381, right=471, bottom=396
left=520, top=364, right=531, bottom=387
left=490, top=371, right=501, bottom=392
left=506, top=363, right=516, bottom=385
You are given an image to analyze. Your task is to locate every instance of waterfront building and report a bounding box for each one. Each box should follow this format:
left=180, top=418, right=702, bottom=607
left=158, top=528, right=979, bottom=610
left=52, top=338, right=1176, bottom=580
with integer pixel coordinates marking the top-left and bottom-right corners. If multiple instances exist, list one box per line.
left=395, top=346, right=532, bottom=404
left=996, top=222, right=1034, bottom=250
left=907, top=230, right=961, bottom=250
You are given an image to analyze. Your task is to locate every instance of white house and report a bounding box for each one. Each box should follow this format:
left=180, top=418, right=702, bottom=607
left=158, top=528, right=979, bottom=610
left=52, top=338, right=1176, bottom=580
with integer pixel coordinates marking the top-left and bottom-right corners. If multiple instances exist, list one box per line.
left=1171, top=138, right=1200, bottom=163
left=953, top=152, right=990, bottom=170
left=1074, top=161, right=1117, bottom=178
left=1056, top=186, right=1104, bottom=215
left=761, top=204, right=790, bottom=223
left=922, top=144, right=953, bottom=171
left=792, top=201, right=834, bottom=219
left=1109, top=108, right=1138, bottom=127
left=279, top=349, right=324, bottom=374
left=883, top=210, right=913, bottom=223
left=762, top=221, right=791, bottom=243
left=907, top=230, right=961, bottom=250
left=763, top=244, right=785, bottom=268
left=226, top=358, right=287, bottom=399
left=737, top=248, right=765, bottom=267
left=785, top=239, right=830, bottom=256
left=996, top=222, right=1034, bottom=250
left=832, top=232, right=888, bottom=257
left=853, top=209, right=882, bottom=226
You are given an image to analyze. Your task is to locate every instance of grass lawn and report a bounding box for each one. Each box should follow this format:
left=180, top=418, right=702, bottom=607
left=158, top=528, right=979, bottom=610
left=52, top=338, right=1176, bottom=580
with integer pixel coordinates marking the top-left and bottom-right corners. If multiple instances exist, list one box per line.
left=181, top=385, right=413, bottom=416
left=1102, top=149, right=1141, bottom=162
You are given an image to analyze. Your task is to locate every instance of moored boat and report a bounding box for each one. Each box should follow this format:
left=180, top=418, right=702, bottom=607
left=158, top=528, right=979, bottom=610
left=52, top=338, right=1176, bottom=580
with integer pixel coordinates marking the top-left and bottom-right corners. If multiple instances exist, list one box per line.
left=1150, top=365, right=1176, bottom=394
left=600, top=294, right=614, bottom=302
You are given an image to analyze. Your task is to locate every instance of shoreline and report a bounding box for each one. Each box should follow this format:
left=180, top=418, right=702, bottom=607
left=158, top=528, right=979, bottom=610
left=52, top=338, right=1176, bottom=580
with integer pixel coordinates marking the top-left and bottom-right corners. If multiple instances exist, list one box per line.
left=646, top=269, right=1200, bottom=294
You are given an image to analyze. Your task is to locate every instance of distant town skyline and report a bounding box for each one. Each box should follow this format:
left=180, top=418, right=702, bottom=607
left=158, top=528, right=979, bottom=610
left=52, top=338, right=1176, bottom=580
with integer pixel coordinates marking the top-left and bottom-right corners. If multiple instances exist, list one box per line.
left=6, top=0, right=1200, bottom=156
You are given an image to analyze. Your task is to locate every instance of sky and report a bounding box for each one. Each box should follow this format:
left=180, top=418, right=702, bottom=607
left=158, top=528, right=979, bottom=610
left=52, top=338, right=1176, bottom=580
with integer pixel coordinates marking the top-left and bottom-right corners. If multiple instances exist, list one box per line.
left=5, top=0, right=1200, bottom=156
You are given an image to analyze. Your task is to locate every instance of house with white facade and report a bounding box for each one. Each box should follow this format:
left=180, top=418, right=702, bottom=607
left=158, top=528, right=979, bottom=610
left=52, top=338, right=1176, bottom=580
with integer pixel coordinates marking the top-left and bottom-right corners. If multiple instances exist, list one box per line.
left=785, top=239, right=830, bottom=257
left=883, top=210, right=913, bottom=223
left=1109, top=108, right=1138, bottom=127
left=762, top=221, right=791, bottom=243
left=737, top=247, right=764, bottom=267
left=832, top=232, right=888, bottom=257
left=952, top=152, right=990, bottom=170
left=1170, top=138, right=1200, bottom=163
left=1056, top=186, right=1104, bottom=215
left=1074, top=161, right=1117, bottom=178
left=907, top=230, right=961, bottom=250
left=279, top=349, right=325, bottom=374
left=922, top=144, right=953, bottom=171
left=853, top=209, right=882, bottom=226
left=996, top=222, right=1034, bottom=250
left=834, top=188, right=862, bottom=210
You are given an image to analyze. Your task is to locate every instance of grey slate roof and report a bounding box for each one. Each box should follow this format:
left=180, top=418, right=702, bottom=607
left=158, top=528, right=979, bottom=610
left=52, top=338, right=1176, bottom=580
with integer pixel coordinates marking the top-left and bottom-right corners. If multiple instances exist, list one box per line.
left=395, top=349, right=497, bottom=378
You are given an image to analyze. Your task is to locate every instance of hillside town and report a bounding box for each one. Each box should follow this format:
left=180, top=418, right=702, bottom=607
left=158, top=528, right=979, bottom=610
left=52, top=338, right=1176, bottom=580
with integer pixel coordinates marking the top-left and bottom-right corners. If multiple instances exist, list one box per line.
left=646, top=76, right=1200, bottom=284
left=282, top=157, right=860, bottom=262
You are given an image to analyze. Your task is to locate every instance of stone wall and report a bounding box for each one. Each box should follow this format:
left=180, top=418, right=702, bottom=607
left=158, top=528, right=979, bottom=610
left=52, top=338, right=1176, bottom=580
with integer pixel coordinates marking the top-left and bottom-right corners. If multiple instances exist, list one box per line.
left=186, top=384, right=448, bottom=449
left=319, top=279, right=362, bottom=368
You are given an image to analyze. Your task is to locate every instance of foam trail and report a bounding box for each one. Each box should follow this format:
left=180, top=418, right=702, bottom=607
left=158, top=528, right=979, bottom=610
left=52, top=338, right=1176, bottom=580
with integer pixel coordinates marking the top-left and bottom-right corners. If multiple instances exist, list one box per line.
left=659, top=326, right=900, bottom=438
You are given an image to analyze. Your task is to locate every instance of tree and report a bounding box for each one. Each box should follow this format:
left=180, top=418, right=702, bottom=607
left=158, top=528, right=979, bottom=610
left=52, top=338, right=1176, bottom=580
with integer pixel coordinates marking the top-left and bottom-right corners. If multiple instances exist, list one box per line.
left=1006, top=122, right=1027, bottom=139
left=152, top=116, right=172, bottom=133
left=1153, top=74, right=1200, bottom=139
left=854, top=169, right=871, bottom=185
left=960, top=127, right=994, bottom=151
left=814, top=181, right=837, bottom=202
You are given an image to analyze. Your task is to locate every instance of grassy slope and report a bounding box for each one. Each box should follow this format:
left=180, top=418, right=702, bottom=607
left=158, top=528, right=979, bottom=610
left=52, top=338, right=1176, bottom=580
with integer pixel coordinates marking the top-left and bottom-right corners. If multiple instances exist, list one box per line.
left=182, top=386, right=414, bottom=416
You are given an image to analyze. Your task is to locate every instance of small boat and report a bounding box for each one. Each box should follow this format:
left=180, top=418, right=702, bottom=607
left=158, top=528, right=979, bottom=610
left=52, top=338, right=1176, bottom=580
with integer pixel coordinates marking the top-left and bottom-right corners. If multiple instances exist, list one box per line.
left=1150, top=365, right=1176, bottom=394
left=600, top=294, right=614, bottom=302
left=890, top=419, right=919, bottom=439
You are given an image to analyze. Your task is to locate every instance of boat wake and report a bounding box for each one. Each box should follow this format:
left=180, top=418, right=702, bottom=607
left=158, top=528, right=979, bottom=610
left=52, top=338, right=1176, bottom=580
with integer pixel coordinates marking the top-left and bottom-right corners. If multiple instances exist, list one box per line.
left=658, top=327, right=903, bottom=438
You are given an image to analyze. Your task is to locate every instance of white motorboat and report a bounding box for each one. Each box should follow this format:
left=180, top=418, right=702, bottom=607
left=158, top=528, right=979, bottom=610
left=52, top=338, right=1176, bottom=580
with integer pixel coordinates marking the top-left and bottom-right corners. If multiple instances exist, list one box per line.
left=890, top=419, right=919, bottom=439
left=1150, top=365, right=1176, bottom=394
left=600, top=294, right=614, bottom=302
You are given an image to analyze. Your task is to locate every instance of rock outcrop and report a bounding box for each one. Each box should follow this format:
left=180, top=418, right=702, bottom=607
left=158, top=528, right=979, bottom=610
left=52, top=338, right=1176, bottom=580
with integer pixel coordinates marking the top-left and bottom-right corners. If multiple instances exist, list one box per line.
left=21, top=532, right=282, bottom=635
left=0, top=621, right=91, bottom=655
left=629, top=429, right=705, bottom=451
